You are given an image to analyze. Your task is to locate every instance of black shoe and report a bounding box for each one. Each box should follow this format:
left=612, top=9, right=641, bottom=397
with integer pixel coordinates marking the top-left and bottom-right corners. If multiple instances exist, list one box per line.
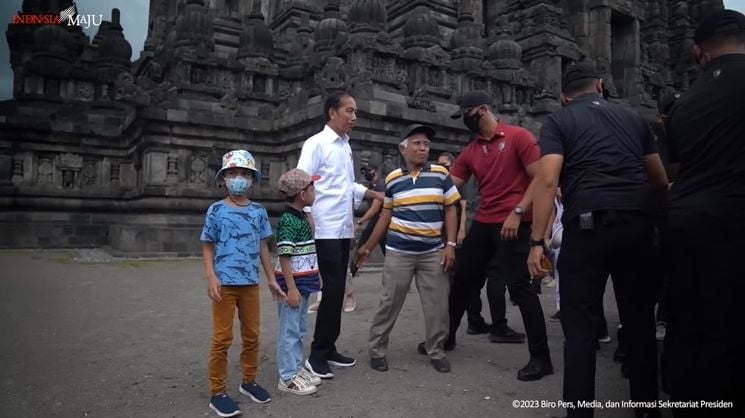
left=305, top=358, right=334, bottom=379
left=370, top=356, right=388, bottom=372
left=444, top=336, right=456, bottom=351
left=430, top=357, right=451, bottom=373
left=466, top=321, right=491, bottom=335
left=489, top=326, right=526, bottom=344
left=517, top=356, right=553, bottom=381
left=417, top=339, right=456, bottom=355
left=549, top=311, right=560, bottom=322
left=327, top=351, right=356, bottom=367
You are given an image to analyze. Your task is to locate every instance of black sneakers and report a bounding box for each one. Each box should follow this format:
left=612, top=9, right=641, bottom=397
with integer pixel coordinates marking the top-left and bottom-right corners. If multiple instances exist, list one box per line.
left=327, top=351, right=356, bottom=367
left=466, top=321, right=491, bottom=335
left=305, top=358, right=334, bottom=379
left=489, top=326, right=526, bottom=343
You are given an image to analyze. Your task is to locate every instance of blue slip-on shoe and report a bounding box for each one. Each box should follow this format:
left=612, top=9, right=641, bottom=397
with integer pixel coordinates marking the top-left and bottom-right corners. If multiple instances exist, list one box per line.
left=238, top=381, right=271, bottom=403
left=209, top=394, right=241, bottom=417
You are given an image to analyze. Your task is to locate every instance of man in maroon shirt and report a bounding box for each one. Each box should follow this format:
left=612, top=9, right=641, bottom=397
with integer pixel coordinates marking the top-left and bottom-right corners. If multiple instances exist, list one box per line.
left=449, top=91, right=552, bottom=381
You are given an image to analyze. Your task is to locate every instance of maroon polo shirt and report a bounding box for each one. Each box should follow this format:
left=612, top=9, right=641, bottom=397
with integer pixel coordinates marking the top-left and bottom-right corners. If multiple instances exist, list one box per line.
left=450, top=122, right=539, bottom=224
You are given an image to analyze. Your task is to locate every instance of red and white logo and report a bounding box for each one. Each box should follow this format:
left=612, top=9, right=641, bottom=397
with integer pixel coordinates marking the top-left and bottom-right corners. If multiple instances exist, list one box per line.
left=11, top=2, right=102, bottom=29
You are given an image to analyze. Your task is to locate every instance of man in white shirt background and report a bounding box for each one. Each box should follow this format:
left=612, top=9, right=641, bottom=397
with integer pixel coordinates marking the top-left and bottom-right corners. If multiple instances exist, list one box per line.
left=297, top=92, right=383, bottom=380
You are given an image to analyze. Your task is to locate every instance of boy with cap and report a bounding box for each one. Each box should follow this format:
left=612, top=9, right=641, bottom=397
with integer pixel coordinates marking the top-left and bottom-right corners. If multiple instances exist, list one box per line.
left=273, top=168, right=323, bottom=396
left=356, top=123, right=460, bottom=373
left=201, top=150, right=287, bottom=417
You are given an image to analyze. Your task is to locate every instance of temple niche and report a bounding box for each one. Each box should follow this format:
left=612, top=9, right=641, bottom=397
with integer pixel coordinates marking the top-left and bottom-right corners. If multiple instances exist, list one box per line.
left=0, top=0, right=722, bottom=254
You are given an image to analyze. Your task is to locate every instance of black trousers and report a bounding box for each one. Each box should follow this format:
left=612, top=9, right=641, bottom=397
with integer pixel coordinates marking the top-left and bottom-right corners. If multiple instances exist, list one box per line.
left=558, top=211, right=658, bottom=418
left=663, top=212, right=744, bottom=418
left=349, top=215, right=386, bottom=277
left=450, top=221, right=549, bottom=358
left=482, top=254, right=513, bottom=330
left=310, top=239, right=351, bottom=362
left=447, top=247, right=489, bottom=330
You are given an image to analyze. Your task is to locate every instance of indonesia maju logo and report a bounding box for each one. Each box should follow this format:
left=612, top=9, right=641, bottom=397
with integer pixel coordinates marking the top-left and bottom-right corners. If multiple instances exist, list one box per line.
left=11, top=2, right=102, bottom=29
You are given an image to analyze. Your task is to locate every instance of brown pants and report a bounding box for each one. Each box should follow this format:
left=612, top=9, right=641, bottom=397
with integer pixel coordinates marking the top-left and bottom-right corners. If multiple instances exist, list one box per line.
left=369, top=250, right=450, bottom=360
left=208, top=285, right=260, bottom=395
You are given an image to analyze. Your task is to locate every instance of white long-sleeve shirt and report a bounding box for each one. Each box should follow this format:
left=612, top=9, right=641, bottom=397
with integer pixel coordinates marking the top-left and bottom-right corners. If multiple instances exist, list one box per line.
left=297, top=125, right=368, bottom=239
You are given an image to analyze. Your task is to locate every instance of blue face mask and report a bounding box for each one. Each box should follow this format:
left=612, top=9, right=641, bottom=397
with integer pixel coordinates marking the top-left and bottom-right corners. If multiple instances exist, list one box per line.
left=226, top=176, right=252, bottom=195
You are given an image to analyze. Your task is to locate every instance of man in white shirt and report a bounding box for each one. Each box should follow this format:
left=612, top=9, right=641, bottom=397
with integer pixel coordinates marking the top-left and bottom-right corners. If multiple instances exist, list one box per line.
left=297, top=92, right=383, bottom=379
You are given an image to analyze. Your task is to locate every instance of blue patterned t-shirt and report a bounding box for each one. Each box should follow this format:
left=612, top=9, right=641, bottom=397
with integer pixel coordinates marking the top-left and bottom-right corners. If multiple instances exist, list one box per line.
left=200, top=200, right=273, bottom=286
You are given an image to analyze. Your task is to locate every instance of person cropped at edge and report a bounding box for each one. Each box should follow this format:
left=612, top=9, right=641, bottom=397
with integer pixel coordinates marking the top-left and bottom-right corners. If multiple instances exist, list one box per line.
left=662, top=9, right=745, bottom=418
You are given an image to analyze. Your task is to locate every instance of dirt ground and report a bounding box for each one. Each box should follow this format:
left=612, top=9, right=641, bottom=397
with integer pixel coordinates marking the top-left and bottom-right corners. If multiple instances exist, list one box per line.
left=0, top=249, right=662, bottom=418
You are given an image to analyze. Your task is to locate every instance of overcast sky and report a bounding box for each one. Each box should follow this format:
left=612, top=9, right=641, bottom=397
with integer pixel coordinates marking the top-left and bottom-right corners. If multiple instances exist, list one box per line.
left=1, top=0, right=744, bottom=100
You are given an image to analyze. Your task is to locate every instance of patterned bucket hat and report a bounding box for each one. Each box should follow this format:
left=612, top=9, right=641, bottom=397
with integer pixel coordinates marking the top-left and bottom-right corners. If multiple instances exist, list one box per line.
left=214, top=150, right=262, bottom=186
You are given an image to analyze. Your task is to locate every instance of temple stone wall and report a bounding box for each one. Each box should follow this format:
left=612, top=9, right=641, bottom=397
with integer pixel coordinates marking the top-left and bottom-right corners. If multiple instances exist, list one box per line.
left=0, top=0, right=723, bottom=254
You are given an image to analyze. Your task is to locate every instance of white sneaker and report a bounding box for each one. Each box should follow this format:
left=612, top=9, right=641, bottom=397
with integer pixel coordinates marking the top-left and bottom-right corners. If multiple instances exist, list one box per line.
left=298, top=367, right=322, bottom=386
left=343, top=296, right=356, bottom=313
left=307, top=300, right=320, bottom=314
left=656, top=322, right=666, bottom=342
left=278, top=375, right=317, bottom=396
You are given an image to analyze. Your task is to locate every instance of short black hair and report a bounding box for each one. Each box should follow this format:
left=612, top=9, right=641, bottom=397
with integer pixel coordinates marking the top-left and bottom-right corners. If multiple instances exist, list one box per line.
left=438, top=152, right=455, bottom=164
left=563, top=78, right=598, bottom=96
left=703, top=30, right=745, bottom=49
left=324, top=91, right=352, bottom=121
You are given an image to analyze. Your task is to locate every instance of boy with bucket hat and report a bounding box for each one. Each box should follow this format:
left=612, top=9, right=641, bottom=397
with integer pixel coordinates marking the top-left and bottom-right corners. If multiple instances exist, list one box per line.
left=200, top=150, right=287, bottom=417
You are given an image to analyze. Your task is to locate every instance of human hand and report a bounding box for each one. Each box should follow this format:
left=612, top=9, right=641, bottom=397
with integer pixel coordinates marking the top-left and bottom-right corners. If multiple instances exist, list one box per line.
left=356, top=247, right=371, bottom=269
left=267, top=280, right=287, bottom=301
left=500, top=212, right=520, bottom=240
left=527, top=245, right=548, bottom=279
left=207, top=275, right=222, bottom=302
left=287, top=288, right=301, bottom=309
left=441, top=246, right=456, bottom=271
left=457, top=229, right=466, bottom=246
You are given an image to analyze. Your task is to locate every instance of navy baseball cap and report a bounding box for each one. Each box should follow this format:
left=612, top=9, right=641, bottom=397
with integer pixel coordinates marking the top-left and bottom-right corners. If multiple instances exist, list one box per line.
left=694, top=9, right=745, bottom=44
left=399, top=123, right=436, bottom=144
left=562, top=61, right=600, bottom=91
left=451, top=91, right=492, bottom=119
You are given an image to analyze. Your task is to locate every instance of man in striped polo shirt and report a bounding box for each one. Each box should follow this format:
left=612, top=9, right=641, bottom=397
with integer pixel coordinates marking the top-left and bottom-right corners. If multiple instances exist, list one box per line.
left=356, top=124, right=460, bottom=373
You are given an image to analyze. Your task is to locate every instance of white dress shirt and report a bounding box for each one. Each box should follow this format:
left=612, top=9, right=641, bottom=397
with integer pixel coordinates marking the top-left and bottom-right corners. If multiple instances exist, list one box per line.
left=297, top=125, right=368, bottom=239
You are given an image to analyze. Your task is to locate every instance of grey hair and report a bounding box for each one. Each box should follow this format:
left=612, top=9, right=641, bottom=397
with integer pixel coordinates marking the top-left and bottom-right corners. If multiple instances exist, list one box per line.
left=399, top=138, right=409, bottom=148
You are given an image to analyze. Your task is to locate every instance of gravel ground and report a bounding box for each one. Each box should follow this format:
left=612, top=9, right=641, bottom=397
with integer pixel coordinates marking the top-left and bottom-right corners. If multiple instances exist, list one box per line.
left=0, top=249, right=667, bottom=418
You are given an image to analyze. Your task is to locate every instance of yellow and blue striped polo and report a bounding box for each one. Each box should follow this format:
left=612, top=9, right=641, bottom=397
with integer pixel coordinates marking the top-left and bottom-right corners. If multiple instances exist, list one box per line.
left=383, top=164, right=461, bottom=254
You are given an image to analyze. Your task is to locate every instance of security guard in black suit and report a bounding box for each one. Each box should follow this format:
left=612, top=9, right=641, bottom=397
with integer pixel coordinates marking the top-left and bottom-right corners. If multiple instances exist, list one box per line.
left=663, top=9, right=745, bottom=418
left=528, top=61, right=669, bottom=418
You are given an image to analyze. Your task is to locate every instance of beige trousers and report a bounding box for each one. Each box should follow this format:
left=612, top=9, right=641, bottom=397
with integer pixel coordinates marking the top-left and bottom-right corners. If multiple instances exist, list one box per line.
left=368, top=249, right=450, bottom=359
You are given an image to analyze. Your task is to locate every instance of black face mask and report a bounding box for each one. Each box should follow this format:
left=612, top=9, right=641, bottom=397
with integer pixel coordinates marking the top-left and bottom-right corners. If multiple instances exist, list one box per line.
left=463, top=112, right=482, bottom=134
left=364, top=171, right=375, bottom=182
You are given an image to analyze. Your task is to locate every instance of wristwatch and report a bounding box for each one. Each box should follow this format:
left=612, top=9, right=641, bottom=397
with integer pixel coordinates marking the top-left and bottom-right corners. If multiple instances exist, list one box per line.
left=529, top=238, right=545, bottom=247
left=514, top=206, right=526, bottom=216
left=446, top=241, right=457, bottom=248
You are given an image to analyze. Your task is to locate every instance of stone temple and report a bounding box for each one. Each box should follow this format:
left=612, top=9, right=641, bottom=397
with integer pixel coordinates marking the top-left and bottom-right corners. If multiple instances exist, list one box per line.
left=0, top=0, right=722, bottom=255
